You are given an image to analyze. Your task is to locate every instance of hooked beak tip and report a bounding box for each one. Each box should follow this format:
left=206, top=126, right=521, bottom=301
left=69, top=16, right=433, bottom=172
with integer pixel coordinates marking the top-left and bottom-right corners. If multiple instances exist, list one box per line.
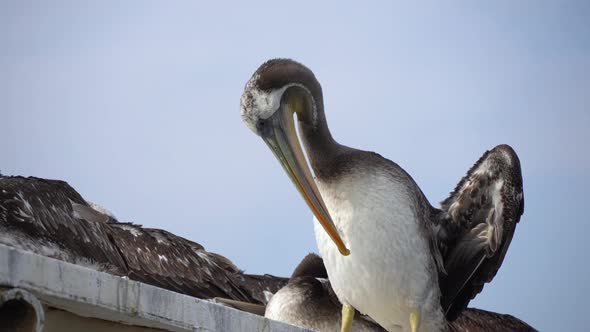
left=340, top=247, right=350, bottom=256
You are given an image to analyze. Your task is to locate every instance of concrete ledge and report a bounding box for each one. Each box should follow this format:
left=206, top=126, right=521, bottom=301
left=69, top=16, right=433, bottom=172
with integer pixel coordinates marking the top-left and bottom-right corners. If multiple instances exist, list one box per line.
left=0, top=244, right=309, bottom=332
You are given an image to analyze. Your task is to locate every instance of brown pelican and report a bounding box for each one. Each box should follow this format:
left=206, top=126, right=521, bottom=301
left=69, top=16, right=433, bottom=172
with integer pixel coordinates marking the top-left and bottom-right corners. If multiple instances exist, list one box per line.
left=263, top=254, right=536, bottom=332
left=241, top=59, right=524, bottom=331
left=266, top=253, right=385, bottom=332
left=0, top=175, right=287, bottom=303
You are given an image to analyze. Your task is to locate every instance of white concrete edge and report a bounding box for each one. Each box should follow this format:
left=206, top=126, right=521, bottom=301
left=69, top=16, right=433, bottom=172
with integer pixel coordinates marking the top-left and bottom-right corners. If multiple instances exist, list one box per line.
left=0, top=244, right=310, bottom=332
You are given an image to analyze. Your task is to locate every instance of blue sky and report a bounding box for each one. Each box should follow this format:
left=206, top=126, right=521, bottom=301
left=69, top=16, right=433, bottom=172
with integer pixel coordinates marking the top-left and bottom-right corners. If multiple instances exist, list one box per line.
left=1, top=1, right=589, bottom=330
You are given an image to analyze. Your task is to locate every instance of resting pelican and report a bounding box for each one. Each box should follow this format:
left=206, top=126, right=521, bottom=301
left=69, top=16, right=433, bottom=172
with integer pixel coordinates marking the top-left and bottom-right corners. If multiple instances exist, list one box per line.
left=0, top=175, right=286, bottom=303
left=241, top=59, right=524, bottom=332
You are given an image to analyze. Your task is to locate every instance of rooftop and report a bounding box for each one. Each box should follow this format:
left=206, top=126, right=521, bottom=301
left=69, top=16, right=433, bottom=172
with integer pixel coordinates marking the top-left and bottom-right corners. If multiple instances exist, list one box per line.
left=0, top=244, right=309, bottom=332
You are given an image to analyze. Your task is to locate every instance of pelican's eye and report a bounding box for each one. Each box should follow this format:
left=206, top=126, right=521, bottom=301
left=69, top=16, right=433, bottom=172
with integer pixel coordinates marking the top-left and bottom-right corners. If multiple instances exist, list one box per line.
left=257, top=119, right=271, bottom=136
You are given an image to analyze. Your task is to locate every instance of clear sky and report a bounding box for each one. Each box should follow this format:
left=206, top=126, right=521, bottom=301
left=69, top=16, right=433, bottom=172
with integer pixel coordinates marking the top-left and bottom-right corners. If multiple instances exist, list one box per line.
left=1, top=1, right=589, bottom=330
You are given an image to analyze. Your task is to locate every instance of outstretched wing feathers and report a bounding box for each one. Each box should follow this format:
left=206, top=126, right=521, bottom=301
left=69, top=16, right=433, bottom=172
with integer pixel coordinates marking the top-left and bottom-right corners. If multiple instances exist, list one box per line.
left=438, top=145, right=524, bottom=320
left=0, top=176, right=287, bottom=304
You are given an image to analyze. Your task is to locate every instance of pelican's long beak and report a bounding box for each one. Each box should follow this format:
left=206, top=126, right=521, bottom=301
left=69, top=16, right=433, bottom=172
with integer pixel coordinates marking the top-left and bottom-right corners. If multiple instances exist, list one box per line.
left=262, top=98, right=350, bottom=256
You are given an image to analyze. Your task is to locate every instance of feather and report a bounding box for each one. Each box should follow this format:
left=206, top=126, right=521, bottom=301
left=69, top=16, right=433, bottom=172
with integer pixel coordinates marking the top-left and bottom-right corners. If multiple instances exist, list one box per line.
left=437, top=145, right=525, bottom=320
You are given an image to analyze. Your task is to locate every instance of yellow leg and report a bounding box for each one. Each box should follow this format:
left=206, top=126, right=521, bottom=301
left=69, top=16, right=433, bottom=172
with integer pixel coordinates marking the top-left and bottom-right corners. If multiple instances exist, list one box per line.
left=341, top=303, right=355, bottom=332
left=410, top=308, right=421, bottom=332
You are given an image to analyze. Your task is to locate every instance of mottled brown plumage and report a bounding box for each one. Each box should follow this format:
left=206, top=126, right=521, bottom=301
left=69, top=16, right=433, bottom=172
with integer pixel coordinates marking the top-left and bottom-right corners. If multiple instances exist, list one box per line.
left=0, top=176, right=127, bottom=273
left=450, top=308, right=535, bottom=332
left=437, top=145, right=524, bottom=319
left=0, top=175, right=287, bottom=304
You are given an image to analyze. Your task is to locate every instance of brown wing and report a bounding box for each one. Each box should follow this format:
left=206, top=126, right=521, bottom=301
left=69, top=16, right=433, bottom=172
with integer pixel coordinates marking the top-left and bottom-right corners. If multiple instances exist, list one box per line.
left=108, top=224, right=288, bottom=303
left=0, top=175, right=286, bottom=303
left=450, top=308, right=537, bottom=332
left=107, top=224, right=250, bottom=300
left=437, top=145, right=525, bottom=320
left=0, top=176, right=127, bottom=273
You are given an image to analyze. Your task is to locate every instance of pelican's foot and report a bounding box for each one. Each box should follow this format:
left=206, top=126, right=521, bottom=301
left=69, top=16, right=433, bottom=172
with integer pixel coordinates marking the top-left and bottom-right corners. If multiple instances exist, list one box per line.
left=341, top=303, right=355, bottom=332
left=410, top=307, right=421, bottom=332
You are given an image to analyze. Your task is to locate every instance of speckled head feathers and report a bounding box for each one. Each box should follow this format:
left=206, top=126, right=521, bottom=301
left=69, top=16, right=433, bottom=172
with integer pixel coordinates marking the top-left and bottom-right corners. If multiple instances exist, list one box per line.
left=240, top=59, right=323, bottom=134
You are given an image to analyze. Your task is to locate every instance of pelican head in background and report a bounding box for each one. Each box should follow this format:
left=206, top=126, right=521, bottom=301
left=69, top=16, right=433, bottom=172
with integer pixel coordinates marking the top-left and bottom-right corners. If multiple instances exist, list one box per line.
left=241, top=59, right=524, bottom=332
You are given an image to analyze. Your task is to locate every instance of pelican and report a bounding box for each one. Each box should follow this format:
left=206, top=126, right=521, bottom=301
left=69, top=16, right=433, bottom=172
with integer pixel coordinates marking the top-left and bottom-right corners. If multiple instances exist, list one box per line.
left=266, top=253, right=386, bottom=332
left=241, top=59, right=524, bottom=332
left=0, top=175, right=286, bottom=303
left=264, top=254, right=536, bottom=332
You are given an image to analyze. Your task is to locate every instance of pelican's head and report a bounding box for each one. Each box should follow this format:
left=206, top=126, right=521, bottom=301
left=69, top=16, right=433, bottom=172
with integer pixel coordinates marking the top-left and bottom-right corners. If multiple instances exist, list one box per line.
left=241, top=59, right=349, bottom=256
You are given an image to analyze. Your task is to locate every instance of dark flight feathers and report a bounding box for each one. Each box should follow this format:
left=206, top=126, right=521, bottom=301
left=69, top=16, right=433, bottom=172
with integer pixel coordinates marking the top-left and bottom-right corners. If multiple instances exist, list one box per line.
left=0, top=175, right=287, bottom=304
left=436, top=145, right=525, bottom=320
